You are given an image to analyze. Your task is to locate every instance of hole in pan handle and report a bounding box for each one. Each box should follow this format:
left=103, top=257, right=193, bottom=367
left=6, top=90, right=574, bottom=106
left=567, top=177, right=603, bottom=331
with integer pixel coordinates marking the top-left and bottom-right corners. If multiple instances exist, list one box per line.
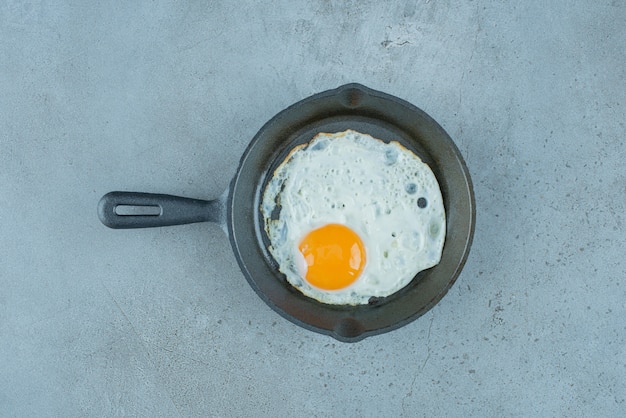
left=98, top=191, right=223, bottom=229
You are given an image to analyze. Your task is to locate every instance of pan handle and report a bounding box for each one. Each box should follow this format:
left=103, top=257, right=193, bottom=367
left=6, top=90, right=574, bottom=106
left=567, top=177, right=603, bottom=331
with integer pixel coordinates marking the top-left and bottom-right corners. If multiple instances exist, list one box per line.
left=98, top=191, right=224, bottom=229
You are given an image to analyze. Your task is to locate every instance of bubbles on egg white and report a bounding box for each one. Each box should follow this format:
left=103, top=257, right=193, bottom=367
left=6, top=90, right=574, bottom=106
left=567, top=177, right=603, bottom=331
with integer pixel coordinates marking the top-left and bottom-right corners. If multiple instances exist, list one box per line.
left=405, top=183, right=417, bottom=194
left=384, top=148, right=398, bottom=165
left=429, top=221, right=441, bottom=237
left=310, top=138, right=329, bottom=151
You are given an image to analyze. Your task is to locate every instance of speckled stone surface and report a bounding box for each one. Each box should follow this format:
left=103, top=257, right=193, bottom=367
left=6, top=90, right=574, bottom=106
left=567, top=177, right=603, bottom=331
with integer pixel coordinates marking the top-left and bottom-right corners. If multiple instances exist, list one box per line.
left=1, top=1, right=624, bottom=416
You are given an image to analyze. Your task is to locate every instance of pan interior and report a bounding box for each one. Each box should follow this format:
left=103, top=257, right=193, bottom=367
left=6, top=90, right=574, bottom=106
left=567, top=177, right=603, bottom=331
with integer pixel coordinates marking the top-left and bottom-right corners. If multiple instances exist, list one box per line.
left=255, top=116, right=439, bottom=306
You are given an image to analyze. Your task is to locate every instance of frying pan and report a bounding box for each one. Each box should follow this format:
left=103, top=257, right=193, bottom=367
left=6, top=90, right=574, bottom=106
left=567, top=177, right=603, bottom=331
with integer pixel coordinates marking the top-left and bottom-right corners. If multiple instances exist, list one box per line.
left=98, top=83, right=475, bottom=342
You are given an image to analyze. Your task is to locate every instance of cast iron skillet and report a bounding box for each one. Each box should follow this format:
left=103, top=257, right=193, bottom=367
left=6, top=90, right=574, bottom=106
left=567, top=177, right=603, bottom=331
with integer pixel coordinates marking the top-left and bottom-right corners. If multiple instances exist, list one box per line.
left=98, top=83, right=475, bottom=342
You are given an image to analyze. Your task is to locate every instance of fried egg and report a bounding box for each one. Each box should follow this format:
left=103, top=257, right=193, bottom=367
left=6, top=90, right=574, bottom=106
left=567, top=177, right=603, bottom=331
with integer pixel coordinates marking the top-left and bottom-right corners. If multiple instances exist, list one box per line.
left=261, top=130, right=446, bottom=305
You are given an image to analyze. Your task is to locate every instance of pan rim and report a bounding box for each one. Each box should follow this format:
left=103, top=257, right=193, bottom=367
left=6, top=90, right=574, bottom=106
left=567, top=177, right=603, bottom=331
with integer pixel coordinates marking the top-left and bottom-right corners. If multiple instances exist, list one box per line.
left=227, top=83, right=475, bottom=342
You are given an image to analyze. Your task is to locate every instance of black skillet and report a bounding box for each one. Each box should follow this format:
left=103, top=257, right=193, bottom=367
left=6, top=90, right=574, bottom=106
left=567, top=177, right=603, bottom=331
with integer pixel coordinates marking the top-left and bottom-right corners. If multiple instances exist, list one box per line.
left=98, top=83, right=475, bottom=342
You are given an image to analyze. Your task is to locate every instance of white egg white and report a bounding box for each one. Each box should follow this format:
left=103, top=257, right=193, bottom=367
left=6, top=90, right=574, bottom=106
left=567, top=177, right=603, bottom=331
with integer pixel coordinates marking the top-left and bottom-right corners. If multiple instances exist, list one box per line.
left=261, top=130, right=446, bottom=305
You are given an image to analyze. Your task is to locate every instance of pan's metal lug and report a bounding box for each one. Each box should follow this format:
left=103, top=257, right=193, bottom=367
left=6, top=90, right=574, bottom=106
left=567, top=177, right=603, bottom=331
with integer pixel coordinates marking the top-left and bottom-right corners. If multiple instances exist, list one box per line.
left=337, top=83, right=369, bottom=109
left=332, top=317, right=366, bottom=342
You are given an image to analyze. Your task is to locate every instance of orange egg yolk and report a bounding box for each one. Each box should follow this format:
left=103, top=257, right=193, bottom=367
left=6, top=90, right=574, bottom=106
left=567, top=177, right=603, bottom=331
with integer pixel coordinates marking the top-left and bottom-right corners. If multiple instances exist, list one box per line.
left=298, top=224, right=366, bottom=290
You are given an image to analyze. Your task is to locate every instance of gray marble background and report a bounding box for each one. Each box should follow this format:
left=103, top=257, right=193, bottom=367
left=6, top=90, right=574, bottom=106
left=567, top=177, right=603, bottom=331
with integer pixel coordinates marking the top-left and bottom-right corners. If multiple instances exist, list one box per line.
left=1, top=1, right=624, bottom=416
